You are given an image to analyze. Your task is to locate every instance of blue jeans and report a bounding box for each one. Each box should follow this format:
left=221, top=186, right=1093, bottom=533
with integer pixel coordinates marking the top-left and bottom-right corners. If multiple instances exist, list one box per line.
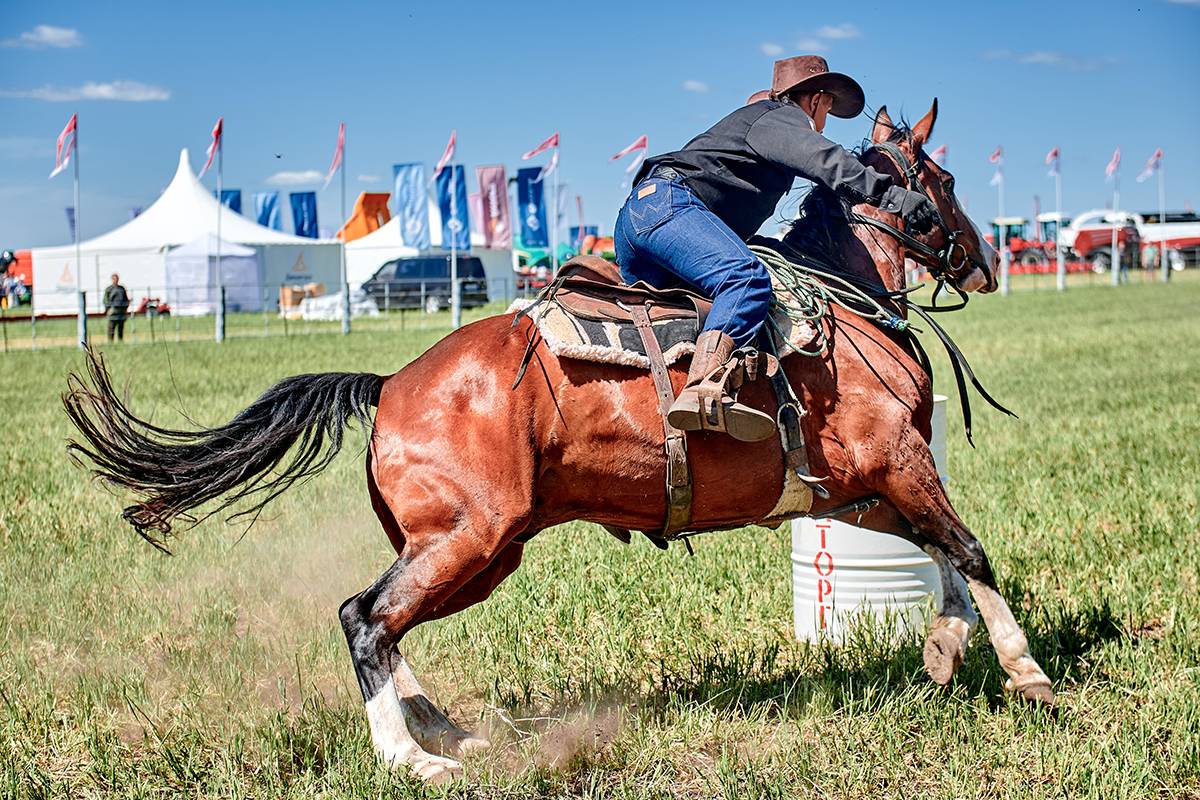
left=614, top=176, right=771, bottom=346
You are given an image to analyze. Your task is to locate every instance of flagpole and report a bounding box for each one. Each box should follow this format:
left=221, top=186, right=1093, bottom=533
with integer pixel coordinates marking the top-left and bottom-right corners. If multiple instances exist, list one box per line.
left=998, top=168, right=1009, bottom=296
left=450, top=164, right=461, bottom=330
left=551, top=146, right=560, bottom=274
left=1055, top=168, right=1065, bottom=292
left=74, top=112, right=85, bottom=349
left=1110, top=168, right=1120, bottom=287
left=1158, top=161, right=1168, bottom=283
left=215, top=133, right=225, bottom=341
left=340, top=126, right=350, bottom=335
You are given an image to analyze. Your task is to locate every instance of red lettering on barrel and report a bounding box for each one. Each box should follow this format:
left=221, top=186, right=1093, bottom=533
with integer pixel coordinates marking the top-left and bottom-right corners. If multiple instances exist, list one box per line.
left=813, top=549, right=834, bottom=576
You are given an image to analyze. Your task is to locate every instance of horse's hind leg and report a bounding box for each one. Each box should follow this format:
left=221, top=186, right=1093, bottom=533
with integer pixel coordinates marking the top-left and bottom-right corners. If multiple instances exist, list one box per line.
left=339, top=528, right=524, bottom=781
left=863, top=430, right=1053, bottom=703
left=391, top=541, right=527, bottom=758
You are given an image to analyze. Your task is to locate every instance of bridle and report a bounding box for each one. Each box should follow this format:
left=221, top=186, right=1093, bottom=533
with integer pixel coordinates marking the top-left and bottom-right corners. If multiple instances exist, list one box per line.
left=850, top=140, right=994, bottom=296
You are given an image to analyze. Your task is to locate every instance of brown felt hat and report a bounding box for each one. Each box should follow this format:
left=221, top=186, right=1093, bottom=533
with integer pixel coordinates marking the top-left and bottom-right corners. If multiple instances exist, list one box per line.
left=770, top=55, right=865, bottom=118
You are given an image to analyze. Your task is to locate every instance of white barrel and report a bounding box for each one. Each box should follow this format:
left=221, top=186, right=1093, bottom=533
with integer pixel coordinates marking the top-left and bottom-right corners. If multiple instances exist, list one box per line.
left=792, top=395, right=948, bottom=644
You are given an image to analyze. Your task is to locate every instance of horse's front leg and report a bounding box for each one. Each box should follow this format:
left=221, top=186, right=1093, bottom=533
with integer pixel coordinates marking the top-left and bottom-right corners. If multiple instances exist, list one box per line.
left=922, top=544, right=978, bottom=685
left=860, top=428, right=1054, bottom=704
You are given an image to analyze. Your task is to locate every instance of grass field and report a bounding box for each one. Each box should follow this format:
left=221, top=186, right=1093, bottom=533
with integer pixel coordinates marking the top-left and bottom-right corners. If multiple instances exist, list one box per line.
left=2, top=275, right=1198, bottom=799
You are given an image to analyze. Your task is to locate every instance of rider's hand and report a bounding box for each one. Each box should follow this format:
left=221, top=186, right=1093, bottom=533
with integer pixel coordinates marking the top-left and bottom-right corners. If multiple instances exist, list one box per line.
left=880, top=186, right=938, bottom=234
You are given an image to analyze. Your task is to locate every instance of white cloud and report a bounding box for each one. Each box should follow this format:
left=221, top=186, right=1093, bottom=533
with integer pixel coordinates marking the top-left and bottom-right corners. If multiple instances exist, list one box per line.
left=1, top=24, right=82, bottom=49
left=1167, top=0, right=1200, bottom=5
left=794, top=37, right=826, bottom=52
left=0, top=80, right=170, bottom=102
left=815, top=23, right=861, bottom=40
left=760, top=42, right=784, bottom=56
left=265, top=170, right=324, bottom=186
left=682, top=79, right=709, bottom=93
left=984, top=49, right=1115, bottom=71
left=357, top=174, right=381, bottom=183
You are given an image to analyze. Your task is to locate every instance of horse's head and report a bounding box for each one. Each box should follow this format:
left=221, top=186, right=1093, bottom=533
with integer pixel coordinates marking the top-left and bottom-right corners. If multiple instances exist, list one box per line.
left=864, top=100, right=999, bottom=293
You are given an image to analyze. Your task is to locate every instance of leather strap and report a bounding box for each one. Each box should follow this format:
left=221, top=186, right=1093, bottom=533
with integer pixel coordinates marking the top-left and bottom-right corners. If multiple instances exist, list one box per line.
left=629, top=303, right=693, bottom=537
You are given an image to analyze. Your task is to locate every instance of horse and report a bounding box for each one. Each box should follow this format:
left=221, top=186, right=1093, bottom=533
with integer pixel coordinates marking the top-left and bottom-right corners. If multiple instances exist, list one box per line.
left=64, top=100, right=1054, bottom=783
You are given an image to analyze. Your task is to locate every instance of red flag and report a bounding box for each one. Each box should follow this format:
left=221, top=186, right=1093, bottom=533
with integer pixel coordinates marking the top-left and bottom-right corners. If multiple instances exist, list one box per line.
left=475, top=165, right=512, bottom=248
left=1105, top=146, right=1121, bottom=179
left=1046, top=146, right=1060, bottom=176
left=536, top=149, right=559, bottom=182
left=522, top=131, right=559, bottom=160
left=988, top=146, right=1003, bottom=165
left=48, top=113, right=77, bottom=178
left=610, top=134, right=648, bottom=161
left=1136, top=148, right=1162, bottom=183
left=433, top=129, right=456, bottom=178
left=322, top=122, right=345, bottom=190
left=198, top=117, right=223, bottom=179
left=929, top=144, right=947, bottom=166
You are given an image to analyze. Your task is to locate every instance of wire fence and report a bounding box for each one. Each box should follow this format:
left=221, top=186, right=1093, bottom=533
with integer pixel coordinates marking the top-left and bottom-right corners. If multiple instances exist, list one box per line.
left=0, top=277, right=543, bottom=353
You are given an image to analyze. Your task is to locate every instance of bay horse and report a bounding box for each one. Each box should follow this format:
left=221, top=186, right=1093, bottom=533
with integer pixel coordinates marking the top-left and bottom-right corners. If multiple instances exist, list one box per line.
left=65, top=100, right=1054, bottom=783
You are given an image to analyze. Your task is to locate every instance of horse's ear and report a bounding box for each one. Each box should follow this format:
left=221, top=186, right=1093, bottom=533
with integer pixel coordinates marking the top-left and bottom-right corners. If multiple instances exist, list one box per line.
left=871, top=106, right=893, bottom=144
left=912, top=98, right=938, bottom=148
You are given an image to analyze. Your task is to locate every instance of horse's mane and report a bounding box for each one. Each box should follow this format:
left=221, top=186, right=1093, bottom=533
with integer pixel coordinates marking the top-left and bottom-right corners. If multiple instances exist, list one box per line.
left=780, top=116, right=915, bottom=267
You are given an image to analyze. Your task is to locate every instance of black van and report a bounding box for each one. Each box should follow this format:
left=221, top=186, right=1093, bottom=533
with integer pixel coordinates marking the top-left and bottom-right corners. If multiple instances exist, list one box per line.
left=362, top=255, right=489, bottom=313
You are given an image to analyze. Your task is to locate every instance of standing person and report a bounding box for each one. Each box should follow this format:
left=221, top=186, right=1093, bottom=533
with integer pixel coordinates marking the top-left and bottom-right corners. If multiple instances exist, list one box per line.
left=614, top=55, right=939, bottom=442
left=103, top=273, right=130, bottom=342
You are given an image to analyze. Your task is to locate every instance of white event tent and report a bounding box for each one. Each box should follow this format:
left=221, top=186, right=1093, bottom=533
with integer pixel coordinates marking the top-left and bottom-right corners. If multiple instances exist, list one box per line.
left=165, top=234, right=262, bottom=315
left=344, top=201, right=517, bottom=302
left=30, top=149, right=341, bottom=315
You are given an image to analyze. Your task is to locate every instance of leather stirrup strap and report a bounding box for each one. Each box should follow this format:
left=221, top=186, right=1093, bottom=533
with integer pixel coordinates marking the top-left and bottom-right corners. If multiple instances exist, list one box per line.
left=629, top=303, right=693, bottom=537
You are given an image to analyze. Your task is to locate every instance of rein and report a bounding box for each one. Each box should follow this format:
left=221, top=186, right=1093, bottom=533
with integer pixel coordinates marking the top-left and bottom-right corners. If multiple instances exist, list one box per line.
left=852, top=140, right=994, bottom=310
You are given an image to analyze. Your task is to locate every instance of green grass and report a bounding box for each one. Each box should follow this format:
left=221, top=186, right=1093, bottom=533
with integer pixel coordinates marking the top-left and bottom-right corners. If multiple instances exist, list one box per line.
left=1, top=275, right=1198, bottom=798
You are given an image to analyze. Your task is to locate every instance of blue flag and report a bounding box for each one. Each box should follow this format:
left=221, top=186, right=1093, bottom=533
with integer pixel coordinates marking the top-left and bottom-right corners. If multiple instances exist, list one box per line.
left=217, top=189, right=242, bottom=214
left=569, top=225, right=599, bottom=246
left=516, top=167, right=548, bottom=248
left=254, top=192, right=281, bottom=230
left=393, top=163, right=430, bottom=249
left=289, top=191, right=319, bottom=239
left=435, top=164, right=470, bottom=251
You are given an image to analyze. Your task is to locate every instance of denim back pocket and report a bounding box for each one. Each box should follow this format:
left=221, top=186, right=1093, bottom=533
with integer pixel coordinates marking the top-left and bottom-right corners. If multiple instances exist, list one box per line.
left=627, top=180, right=674, bottom=235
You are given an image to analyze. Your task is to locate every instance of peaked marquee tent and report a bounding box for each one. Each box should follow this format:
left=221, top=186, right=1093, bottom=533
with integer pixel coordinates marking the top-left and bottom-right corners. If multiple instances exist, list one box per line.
left=30, top=149, right=341, bottom=314
left=164, top=234, right=263, bottom=315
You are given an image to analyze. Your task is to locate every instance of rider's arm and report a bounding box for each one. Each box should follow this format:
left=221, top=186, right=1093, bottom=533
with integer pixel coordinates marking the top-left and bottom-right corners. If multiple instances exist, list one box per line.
left=746, top=103, right=893, bottom=206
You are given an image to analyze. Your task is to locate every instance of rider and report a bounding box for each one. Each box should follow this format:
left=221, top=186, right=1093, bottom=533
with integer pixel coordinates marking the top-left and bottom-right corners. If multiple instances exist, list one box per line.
left=614, top=55, right=938, bottom=442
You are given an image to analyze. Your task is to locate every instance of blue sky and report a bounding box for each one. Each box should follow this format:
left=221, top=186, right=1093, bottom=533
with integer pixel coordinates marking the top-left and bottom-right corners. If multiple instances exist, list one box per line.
left=2, top=0, right=1198, bottom=248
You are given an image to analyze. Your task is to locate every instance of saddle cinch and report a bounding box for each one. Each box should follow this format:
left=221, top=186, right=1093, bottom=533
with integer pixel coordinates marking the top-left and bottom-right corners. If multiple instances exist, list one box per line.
left=512, top=256, right=822, bottom=548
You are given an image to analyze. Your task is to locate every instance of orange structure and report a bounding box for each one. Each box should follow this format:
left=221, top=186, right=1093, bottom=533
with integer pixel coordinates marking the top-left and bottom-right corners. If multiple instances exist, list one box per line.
left=336, top=193, right=392, bottom=243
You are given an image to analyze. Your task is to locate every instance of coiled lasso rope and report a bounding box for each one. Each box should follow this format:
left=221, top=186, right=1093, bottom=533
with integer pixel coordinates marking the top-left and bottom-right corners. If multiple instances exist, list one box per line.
left=749, top=244, right=913, bottom=358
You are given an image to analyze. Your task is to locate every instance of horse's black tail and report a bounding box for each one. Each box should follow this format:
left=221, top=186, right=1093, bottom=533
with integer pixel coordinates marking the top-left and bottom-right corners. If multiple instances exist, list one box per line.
left=63, top=348, right=384, bottom=552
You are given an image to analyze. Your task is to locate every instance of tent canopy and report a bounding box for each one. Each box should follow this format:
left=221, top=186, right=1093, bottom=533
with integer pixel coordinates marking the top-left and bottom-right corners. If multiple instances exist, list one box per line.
left=170, top=233, right=256, bottom=258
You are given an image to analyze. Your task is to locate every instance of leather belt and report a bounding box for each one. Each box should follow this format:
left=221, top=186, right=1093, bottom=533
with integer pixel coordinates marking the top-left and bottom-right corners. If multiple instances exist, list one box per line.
left=649, top=165, right=683, bottom=182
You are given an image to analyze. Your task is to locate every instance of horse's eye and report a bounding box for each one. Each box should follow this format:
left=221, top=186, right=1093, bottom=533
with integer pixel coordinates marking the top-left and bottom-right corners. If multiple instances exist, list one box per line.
left=943, top=176, right=955, bottom=193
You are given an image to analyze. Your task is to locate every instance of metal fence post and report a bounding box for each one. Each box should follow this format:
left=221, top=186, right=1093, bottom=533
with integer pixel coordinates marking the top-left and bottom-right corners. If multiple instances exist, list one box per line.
left=77, top=290, right=88, bottom=349
left=216, top=285, right=226, bottom=342
left=1, top=303, right=8, bottom=354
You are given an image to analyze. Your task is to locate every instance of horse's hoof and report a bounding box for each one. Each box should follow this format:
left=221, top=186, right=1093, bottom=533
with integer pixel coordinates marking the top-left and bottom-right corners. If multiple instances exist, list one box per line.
left=1005, top=677, right=1057, bottom=707
left=410, top=754, right=464, bottom=784
left=923, top=626, right=964, bottom=686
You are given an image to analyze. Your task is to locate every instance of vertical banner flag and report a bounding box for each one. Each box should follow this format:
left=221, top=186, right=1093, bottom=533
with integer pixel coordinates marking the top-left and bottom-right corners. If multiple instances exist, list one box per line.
left=198, top=117, right=223, bottom=179
left=988, top=145, right=1003, bottom=186
left=569, top=226, right=599, bottom=246
left=516, top=167, right=548, bottom=248
left=433, top=130, right=456, bottom=178
left=1105, top=147, right=1121, bottom=180
left=435, top=164, right=471, bottom=250
left=65, top=207, right=76, bottom=240
left=289, top=191, right=319, bottom=238
left=475, top=165, right=512, bottom=248
left=929, top=144, right=947, bottom=166
left=254, top=191, right=282, bottom=230
left=522, top=131, right=559, bottom=161
left=1136, top=148, right=1162, bottom=183
left=322, top=122, right=345, bottom=190
left=1046, top=147, right=1060, bottom=177
left=468, top=192, right=484, bottom=237
left=218, top=189, right=242, bottom=213
left=393, top=163, right=430, bottom=249
left=49, top=113, right=78, bottom=178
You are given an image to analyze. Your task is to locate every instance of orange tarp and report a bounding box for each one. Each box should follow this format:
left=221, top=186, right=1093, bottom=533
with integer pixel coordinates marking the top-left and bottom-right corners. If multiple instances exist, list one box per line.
left=336, top=193, right=392, bottom=243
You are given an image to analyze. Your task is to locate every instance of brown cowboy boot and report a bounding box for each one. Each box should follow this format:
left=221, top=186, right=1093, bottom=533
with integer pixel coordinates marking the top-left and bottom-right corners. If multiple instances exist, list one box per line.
left=667, top=330, right=777, bottom=442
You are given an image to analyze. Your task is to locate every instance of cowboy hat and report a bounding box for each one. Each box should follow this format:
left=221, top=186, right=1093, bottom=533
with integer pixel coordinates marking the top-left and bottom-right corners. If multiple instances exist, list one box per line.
left=769, top=55, right=865, bottom=118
